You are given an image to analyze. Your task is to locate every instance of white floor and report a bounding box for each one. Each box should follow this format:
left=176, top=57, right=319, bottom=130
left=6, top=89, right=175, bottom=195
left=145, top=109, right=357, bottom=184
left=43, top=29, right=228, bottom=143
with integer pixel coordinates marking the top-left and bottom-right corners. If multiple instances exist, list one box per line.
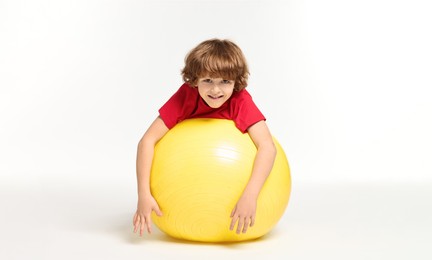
left=1, top=182, right=431, bottom=260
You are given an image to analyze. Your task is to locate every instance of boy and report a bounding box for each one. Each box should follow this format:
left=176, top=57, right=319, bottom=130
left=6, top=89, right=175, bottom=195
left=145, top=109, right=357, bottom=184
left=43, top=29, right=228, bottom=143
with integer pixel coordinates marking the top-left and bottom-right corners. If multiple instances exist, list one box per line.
left=133, top=39, right=276, bottom=236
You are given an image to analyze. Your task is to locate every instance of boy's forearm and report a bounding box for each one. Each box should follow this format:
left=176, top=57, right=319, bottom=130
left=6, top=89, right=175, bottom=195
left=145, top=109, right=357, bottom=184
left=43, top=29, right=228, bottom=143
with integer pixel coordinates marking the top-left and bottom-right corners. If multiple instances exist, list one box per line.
left=136, top=139, right=155, bottom=197
left=241, top=143, right=277, bottom=198
left=135, top=117, right=169, bottom=199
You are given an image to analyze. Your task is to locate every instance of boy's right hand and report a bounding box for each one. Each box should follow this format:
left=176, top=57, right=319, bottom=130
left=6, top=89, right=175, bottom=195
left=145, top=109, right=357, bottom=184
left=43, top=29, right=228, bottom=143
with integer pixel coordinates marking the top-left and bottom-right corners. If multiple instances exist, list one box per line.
left=133, top=195, right=162, bottom=236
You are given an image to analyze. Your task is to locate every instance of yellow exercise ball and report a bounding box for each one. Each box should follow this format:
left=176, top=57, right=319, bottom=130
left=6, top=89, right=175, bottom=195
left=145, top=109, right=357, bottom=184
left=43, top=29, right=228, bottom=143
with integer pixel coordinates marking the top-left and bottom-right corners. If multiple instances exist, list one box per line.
left=150, top=118, right=291, bottom=242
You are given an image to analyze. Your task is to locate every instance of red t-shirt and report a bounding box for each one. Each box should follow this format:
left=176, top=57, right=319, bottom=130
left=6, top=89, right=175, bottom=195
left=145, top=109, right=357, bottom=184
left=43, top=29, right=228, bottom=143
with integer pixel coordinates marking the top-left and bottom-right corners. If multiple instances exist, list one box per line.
left=159, top=83, right=265, bottom=133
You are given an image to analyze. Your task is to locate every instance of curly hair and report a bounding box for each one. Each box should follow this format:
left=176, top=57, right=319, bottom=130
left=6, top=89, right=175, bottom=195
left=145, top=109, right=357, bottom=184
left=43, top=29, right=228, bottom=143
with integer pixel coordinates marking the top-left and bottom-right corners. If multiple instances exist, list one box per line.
left=181, top=39, right=250, bottom=91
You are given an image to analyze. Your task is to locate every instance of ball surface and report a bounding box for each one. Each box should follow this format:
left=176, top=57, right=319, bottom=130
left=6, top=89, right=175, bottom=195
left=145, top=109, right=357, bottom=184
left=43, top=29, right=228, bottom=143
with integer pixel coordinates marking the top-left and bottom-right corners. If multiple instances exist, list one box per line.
left=150, top=118, right=291, bottom=242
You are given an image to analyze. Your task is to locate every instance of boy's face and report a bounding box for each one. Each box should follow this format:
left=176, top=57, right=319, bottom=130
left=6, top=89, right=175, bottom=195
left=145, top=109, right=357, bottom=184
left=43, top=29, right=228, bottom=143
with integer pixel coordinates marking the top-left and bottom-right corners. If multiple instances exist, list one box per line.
left=196, top=77, right=235, bottom=108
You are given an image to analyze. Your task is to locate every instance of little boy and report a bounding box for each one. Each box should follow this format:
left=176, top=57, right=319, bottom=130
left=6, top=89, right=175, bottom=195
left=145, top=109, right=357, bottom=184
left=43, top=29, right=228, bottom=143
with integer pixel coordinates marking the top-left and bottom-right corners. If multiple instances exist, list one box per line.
left=133, top=39, right=276, bottom=236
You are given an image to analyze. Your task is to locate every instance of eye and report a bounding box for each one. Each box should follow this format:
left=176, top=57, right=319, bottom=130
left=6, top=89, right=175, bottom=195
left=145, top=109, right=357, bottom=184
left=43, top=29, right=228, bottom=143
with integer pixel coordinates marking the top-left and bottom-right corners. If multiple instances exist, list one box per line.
left=221, top=80, right=232, bottom=84
left=202, top=78, right=212, bottom=83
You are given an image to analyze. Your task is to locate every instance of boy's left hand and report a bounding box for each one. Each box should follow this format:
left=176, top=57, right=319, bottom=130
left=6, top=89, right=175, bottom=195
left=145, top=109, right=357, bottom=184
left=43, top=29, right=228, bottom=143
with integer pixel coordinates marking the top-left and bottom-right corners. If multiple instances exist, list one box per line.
left=229, top=195, right=257, bottom=234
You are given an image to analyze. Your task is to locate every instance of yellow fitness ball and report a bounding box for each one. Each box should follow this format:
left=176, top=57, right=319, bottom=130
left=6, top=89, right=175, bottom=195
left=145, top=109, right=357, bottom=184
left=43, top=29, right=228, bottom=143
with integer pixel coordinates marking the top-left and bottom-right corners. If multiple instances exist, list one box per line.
left=150, top=118, right=291, bottom=242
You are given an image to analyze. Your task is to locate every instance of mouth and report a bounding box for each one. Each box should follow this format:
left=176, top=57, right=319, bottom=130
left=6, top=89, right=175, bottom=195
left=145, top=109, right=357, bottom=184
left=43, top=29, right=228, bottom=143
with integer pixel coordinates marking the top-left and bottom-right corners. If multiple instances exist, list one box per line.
left=208, top=95, right=224, bottom=100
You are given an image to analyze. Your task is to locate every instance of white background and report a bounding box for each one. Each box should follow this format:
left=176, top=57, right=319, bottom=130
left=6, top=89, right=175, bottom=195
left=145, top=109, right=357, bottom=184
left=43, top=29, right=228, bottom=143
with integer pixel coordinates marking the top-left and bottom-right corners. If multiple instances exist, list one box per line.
left=1, top=0, right=431, bottom=259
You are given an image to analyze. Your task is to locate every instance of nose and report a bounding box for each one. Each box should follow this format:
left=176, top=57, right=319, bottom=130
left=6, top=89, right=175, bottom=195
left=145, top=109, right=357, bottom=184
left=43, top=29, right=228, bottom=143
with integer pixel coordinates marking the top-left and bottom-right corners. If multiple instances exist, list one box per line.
left=210, top=84, right=222, bottom=93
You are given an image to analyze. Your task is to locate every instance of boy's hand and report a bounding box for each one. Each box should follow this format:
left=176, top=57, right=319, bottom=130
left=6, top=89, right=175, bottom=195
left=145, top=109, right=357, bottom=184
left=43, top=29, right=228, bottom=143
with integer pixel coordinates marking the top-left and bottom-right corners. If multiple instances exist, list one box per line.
left=229, top=195, right=257, bottom=234
left=133, top=195, right=162, bottom=236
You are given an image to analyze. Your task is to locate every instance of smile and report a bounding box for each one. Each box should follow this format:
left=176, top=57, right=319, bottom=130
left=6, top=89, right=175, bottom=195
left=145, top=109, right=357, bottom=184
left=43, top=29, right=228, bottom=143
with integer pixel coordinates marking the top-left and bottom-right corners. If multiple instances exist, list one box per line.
left=208, top=95, right=224, bottom=100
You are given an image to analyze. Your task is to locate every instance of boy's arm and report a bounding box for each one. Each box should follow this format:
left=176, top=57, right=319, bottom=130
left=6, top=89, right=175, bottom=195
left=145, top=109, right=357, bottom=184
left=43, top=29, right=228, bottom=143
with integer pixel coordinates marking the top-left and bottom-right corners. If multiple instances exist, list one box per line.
left=133, top=116, right=169, bottom=236
left=136, top=116, right=169, bottom=196
left=229, top=120, right=276, bottom=234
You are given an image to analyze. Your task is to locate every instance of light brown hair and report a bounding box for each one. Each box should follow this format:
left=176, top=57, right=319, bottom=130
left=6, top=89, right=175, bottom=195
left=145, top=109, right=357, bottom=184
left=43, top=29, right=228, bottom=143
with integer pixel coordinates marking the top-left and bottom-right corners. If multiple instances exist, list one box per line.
left=181, top=39, right=249, bottom=91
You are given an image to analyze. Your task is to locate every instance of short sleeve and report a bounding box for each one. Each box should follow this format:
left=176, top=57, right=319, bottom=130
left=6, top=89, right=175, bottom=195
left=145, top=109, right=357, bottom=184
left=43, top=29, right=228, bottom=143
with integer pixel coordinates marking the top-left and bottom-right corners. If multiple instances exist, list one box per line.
left=230, top=90, right=266, bottom=133
left=158, top=84, right=198, bottom=129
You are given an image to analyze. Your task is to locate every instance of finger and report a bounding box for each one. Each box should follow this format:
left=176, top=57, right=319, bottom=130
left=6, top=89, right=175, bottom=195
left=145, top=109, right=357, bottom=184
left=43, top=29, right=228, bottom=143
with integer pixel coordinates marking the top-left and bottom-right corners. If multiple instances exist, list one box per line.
left=242, top=218, right=250, bottom=233
left=230, top=206, right=236, bottom=218
left=230, top=215, right=238, bottom=231
left=154, top=206, right=163, bottom=217
left=133, top=215, right=137, bottom=232
left=236, top=217, right=245, bottom=234
left=140, top=216, right=146, bottom=236
left=145, top=215, right=152, bottom=234
left=250, top=215, right=255, bottom=227
left=133, top=215, right=140, bottom=233
left=133, top=213, right=138, bottom=225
